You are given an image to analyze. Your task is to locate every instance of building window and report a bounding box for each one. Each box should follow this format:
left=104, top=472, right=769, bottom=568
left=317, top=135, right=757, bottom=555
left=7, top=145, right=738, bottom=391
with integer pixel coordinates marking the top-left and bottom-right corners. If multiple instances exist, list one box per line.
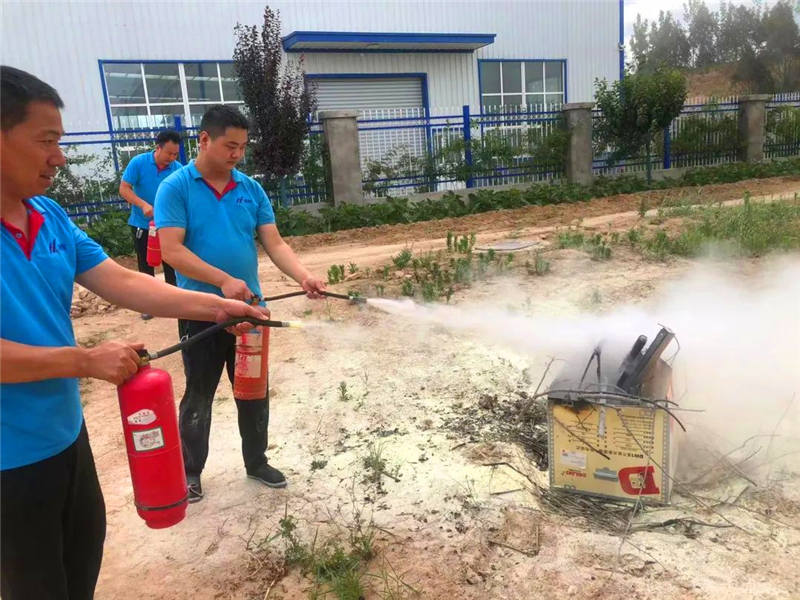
left=102, top=61, right=244, bottom=129
left=479, top=60, right=565, bottom=110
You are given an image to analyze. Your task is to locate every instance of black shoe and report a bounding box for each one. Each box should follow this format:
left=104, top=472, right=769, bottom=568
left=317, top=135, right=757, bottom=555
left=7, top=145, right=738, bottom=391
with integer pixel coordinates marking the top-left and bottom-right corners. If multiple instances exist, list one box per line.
left=141, top=313, right=153, bottom=321
left=187, top=474, right=204, bottom=503
left=247, top=463, right=287, bottom=489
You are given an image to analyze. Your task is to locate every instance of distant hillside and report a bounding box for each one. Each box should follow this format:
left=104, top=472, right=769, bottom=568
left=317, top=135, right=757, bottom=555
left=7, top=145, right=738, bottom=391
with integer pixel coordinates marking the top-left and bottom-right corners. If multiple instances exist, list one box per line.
left=684, top=64, right=748, bottom=99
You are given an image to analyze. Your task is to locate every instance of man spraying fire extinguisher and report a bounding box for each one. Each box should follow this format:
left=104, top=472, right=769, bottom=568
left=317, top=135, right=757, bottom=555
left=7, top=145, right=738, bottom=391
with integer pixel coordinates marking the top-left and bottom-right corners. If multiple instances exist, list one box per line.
left=155, top=104, right=326, bottom=502
left=0, top=67, right=268, bottom=599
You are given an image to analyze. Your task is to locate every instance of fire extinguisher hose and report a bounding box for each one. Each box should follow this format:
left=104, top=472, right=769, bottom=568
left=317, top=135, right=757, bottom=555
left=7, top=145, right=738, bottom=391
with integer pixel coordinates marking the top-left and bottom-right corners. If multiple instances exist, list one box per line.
left=138, top=317, right=302, bottom=363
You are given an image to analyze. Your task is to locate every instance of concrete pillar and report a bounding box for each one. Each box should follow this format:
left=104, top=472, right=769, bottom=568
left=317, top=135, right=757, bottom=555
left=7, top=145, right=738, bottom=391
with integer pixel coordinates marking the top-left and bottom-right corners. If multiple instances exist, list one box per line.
left=319, top=110, right=362, bottom=205
left=562, top=102, right=594, bottom=186
left=738, top=94, right=770, bottom=163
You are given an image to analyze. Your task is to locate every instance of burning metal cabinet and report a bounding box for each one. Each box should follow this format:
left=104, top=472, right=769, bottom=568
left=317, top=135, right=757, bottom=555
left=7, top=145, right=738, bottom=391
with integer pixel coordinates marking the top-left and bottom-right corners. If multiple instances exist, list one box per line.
left=546, top=327, right=681, bottom=504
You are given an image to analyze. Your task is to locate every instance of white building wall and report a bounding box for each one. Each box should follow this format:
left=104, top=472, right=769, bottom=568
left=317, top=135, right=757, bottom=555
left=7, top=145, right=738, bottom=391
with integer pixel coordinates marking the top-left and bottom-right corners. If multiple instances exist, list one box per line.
left=1, top=0, right=620, bottom=130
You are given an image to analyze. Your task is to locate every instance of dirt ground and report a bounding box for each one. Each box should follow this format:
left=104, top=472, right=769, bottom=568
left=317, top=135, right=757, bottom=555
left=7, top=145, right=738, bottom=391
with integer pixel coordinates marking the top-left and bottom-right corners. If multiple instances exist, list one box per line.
left=74, top=178, right=800, bottom=600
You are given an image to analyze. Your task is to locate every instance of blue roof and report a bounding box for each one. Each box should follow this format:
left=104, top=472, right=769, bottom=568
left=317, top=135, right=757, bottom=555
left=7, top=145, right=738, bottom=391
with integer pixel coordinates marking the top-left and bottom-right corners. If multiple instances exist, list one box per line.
left=282, top=31, right=496, bottom=53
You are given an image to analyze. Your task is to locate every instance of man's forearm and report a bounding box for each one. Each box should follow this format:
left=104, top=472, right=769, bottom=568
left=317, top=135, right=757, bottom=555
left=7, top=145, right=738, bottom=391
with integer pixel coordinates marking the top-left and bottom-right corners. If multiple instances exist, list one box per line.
left=0, top=339, right=87, bottom=383
left=76, top=259, right=235, bottom=321
left=119, top=186, right=149, bottom=211
left=264, top=240, right=312, bottom=285
left=161, top=244, right=231, bottom=290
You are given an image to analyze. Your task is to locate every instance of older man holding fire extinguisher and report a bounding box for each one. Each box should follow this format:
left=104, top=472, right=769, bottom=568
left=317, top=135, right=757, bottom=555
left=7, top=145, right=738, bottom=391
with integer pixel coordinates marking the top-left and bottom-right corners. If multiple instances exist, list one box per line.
left=0, top=66, right=268, bottom=599
left=155, top=104, right=326, bottom=503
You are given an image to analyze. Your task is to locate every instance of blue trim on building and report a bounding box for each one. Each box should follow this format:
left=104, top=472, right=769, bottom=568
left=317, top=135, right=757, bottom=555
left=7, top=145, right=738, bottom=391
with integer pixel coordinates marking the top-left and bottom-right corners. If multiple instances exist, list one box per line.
left=283, top=31, right=496, bottom=52
left=619, top=0, right=625, bottom=79
left=97, top=60, right=118, bottom=171
left=100, top=59, right=234, bottom=64
left=476, top=59, right=568, bottom=106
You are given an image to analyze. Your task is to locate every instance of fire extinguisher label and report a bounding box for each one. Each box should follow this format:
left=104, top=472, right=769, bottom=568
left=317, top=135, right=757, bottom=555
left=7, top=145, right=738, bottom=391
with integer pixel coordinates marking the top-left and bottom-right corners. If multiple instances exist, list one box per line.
left=126, top=409, right=157, bottom=426
left=132, top=427, right=165, bottom=452
left=236, top=353, right=262, bottom=378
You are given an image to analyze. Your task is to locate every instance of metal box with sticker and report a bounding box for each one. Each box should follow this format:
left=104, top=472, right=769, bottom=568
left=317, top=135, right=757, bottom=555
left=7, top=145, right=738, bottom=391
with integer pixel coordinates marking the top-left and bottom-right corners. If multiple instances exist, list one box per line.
left=546, top=327, right=680, bottom=505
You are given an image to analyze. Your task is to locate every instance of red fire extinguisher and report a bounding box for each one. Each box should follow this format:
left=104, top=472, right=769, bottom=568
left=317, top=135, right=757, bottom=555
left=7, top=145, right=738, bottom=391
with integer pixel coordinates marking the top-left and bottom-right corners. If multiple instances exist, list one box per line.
left=234, top=326, right=270, bottom=400
left=146, top=220, right=161, bottom=267
left=117, top=363, right=187, bottom=529
left=116, top=317, right=297, bottom=528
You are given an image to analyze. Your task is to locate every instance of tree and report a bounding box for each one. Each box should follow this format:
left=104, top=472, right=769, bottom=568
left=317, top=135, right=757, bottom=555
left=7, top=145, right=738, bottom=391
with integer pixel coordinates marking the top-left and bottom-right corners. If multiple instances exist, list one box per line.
left=629, top=11, right=691, bottom=72
left=233, top=6, right=316, bottom=205
left=760, top=1, right=800, bottom=91
left=594, top=67, right=688, bottom=183
left=684, top=0, right=719, bottom=68
left=716, top=2, right=762, bottom=63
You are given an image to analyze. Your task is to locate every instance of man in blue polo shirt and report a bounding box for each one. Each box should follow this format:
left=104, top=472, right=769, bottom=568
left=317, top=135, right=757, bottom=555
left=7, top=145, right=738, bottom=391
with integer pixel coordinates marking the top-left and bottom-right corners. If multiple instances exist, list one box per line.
left=0, top=67, right=267, bottom=599
left=119, top=129, right=182, bottom=319
left=156, top=105, right=325, bottom=502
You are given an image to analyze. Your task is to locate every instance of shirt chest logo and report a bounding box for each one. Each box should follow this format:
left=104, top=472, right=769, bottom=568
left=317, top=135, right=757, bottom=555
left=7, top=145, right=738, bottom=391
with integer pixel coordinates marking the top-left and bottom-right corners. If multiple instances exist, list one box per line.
left=48, top=239, right=67, bottom=254
left=235, top=196, right=254, bottom=205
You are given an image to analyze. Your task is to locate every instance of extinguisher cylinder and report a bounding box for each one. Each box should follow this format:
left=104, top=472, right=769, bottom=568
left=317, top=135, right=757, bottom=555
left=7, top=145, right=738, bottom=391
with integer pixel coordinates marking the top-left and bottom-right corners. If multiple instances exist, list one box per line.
left=146, top=220, right=162, bottom=267
left=117, top=365, right=187, bottom=529
left=233, top=326, right=270, bottom=400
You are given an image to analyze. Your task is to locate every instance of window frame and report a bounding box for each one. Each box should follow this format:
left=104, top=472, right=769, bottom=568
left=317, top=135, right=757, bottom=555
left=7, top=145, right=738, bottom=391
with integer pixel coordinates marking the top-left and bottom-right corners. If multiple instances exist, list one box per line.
left=477, top=59, right=567, bottom=111
left=99, top=59, right=244, bottom=130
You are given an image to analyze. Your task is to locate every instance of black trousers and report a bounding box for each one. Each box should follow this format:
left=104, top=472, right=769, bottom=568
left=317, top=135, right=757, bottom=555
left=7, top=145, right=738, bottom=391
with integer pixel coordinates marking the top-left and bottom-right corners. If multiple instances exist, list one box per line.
left=178, top=319, right=269, bottom=476
left=131, top=226, right=176, bottom=286
left=1, top=423, right=105, bottom=600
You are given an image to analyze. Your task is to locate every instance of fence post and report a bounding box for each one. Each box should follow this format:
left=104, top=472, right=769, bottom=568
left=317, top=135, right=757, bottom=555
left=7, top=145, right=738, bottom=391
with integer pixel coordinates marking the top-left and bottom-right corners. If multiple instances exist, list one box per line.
left=462, top=105, right=474, bottom=188
left=320, top=110, right=363, bottom=205
left=174, top=115, right=188, bottom=165
left=562, top=102, right=594, bottom=186
left=662, top=126, right=672, bottom=170
left=738, top=94, right=770, bottom=163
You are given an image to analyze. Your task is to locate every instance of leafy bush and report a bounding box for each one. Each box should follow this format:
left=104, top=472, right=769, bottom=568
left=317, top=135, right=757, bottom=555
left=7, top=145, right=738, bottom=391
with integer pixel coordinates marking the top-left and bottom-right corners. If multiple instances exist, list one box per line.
left=85, top=211, right=134, bottom=257
left=272, top=158, right=800, bottom=237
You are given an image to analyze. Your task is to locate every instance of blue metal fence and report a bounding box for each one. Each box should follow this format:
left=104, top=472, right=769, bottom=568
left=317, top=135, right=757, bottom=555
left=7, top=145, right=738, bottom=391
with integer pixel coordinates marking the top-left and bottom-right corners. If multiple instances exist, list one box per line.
left=357, top=104, right=566, bottom=197
left=765, top=94, right=800, bottom=159
left=56, top=93, right=800, bottom=220
left=57, top=115, right=329, bottom=222
left=592, top=100, right=741, bottom=176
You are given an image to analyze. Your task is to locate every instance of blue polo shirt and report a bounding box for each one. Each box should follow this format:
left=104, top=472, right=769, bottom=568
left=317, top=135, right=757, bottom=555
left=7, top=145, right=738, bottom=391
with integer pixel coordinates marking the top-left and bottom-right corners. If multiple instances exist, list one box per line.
left=1, top=196, right=108, bottom=470
left=122, top=151, right=182, bottom=229
left=154, top=162, right=275, bottom=298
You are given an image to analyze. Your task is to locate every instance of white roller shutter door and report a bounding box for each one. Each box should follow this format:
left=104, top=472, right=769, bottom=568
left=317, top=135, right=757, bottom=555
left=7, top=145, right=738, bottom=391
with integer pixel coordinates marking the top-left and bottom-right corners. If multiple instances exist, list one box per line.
left=313, top=77, right=426, bottom=171
left=314, top=77, right=423, bottom=113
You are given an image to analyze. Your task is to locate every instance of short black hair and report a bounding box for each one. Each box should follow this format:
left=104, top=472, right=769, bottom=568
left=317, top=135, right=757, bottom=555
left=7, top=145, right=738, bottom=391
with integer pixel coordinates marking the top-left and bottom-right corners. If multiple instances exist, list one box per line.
left=1, top=66, right=64, bottom=131
left=155, top=129, right=181, bottom=146
left=199, top=105, right=249, bottom=139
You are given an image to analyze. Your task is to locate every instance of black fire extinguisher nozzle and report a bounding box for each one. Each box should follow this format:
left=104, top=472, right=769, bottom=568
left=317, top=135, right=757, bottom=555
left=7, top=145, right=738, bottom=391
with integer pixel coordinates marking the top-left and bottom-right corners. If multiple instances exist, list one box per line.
left=138, top=317, right=302, bottom=364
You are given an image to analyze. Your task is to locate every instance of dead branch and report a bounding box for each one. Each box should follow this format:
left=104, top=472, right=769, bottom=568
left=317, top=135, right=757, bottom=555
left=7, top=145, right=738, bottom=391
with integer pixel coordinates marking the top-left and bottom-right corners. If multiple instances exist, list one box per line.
left=629, top=518, right=734, bottom=533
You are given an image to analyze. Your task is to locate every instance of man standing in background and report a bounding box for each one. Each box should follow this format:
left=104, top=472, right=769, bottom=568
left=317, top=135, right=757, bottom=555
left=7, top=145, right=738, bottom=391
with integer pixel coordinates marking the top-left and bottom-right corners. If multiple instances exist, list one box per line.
left=119, top=129, right=182, bottom=319
left=156, top=105, right=326, bottom=502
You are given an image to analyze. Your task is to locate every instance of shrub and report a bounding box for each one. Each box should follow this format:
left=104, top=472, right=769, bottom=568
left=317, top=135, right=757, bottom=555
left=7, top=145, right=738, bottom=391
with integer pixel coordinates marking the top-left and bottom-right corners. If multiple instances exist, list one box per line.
left=272, top=158, right=800, bottom=237
left=85, top=211, right=134, bottom=257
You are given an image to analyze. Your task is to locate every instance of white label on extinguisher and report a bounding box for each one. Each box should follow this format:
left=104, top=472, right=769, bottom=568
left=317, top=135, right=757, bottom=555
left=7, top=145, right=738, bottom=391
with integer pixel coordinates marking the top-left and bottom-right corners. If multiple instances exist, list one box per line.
left=148, top=225, right=157, bottom=237
left=126, top=408, right=156, bottom=426
left=236, top=353, right=262, bottom=378
left=132, top=427, right=165, bottom=452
